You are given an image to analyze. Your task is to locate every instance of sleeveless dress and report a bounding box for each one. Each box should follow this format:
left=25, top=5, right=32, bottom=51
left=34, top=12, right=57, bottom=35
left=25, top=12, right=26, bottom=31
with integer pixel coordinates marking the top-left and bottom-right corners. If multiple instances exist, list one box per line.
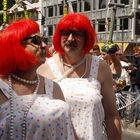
left=0, top=78, right=75, bottom=140
left=47, top=56, right=108, bottom=140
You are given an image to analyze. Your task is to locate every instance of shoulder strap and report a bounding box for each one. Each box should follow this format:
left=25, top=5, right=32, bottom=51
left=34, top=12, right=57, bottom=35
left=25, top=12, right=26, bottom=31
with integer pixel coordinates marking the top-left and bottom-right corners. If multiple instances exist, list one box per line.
left=44, top=78, right=53, bottom=99
left=47, top=56, right=87, bottom=82
left=89, top=56, right=100, bottom=79
left=47, top=57, right=62, bottom=79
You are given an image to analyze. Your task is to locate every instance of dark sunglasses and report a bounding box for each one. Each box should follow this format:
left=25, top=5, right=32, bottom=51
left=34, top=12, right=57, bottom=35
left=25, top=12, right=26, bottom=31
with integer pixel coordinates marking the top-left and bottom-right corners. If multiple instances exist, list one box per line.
left=23, top=35, right=48, bottom=45
left=61, top=30, right=85, bottom=37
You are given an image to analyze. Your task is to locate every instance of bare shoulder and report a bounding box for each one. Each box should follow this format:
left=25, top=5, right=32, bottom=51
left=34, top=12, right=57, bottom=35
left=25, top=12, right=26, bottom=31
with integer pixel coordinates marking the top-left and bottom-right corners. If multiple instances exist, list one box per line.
left=37, top=60, right=55, bottom=79
left=98, top=59, right=112, bottom=84
left=0, top=76, right=8, bottom=105
left=53, top=81, right=65, bottom=101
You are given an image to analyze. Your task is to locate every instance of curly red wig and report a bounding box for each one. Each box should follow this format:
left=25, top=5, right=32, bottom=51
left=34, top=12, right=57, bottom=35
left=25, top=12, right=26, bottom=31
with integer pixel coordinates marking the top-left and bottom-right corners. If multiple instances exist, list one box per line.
left=0, top=18, right=40, bottom=75
left=53, top=13, right=97, bottom=54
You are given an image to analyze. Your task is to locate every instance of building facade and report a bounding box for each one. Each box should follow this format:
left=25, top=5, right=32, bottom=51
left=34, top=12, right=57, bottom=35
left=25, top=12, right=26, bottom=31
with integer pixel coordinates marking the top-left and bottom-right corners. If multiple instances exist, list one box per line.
left=42, top=0, right=140, bottom=48
left=1, top=0, right=140, bottom=50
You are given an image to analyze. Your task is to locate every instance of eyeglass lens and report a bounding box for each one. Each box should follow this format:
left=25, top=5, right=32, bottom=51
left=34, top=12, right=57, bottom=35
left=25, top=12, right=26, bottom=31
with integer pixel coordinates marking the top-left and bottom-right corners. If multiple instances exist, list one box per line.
left=61, top=30, right=84, bottom=37
left=23, top=35, right=48, bottom=46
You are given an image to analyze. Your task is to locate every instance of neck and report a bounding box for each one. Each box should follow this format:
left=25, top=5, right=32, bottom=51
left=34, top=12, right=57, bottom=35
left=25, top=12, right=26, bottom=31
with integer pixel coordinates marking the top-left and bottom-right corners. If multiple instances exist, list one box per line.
left=13, top=67, right=38, bottom=81
left=62, top=54, right=85, bottom=65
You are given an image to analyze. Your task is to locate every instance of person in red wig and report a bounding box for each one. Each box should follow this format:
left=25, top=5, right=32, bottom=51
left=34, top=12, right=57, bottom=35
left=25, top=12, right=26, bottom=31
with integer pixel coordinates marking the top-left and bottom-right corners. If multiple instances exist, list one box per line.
left=0, top=19, right=75, bottom=140
left=38, top=13, right=122, bottom=140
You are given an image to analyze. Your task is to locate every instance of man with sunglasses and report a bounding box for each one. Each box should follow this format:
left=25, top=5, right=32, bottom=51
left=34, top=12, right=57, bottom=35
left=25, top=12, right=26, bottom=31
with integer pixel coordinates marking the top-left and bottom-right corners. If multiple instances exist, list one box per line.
left=38, top=13, right=121, bottom=140
left=23, top=34, right=53, bottom=58
left=0, top=18, right=75, bottom=140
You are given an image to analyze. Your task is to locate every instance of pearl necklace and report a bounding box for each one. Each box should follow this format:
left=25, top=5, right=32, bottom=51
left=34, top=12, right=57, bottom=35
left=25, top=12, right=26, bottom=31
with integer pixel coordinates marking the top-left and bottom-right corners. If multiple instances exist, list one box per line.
left=11, top=74, right=38, bottom=85
left=8, top=74, right=40, bottom=140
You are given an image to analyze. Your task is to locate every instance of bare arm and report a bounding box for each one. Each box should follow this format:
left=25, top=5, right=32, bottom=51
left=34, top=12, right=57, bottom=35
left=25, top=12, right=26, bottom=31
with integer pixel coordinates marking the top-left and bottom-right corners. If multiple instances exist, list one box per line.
left=0, top=89, right=8, bottom=105
left=53, top=82, right=65, bottom=101
left=99, top=60, right=122, bottom=140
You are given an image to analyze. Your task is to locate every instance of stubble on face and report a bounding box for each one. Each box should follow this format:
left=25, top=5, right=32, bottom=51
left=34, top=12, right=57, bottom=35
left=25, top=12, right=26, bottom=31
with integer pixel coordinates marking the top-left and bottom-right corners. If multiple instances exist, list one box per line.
left=63, top=40, right=78, bottom=52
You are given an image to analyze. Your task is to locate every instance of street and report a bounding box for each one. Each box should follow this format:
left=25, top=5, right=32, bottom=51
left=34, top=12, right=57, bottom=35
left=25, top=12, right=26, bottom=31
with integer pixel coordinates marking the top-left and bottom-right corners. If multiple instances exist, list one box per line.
left=122, top=130, right=140, bottom=140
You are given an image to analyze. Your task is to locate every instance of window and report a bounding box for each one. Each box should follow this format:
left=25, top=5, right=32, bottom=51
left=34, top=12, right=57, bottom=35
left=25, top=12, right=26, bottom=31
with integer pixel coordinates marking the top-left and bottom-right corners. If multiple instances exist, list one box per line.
left=43, top=7, right=47, bottom=18
left=98, top=20, right=106, bottom=32
left=54, top=5, right=57, bottom=16
left=48, top=6, right=53, bottom=17
left=120, top=0, right=129, bottom=5
left=48, top=25, right=53, bottom=36
left=99, top=0, right=106, bottom=9
left=72, top=2, right=77, bottom=12
left=120, top=18, right=128, bottom=30
left=79, top=1, right=82, bottom=12
left=84, top=2, right=90, bottom=11
left=135, top=12, right=140, bottom=35
left=59, top=5, right=63, bottom=15
left=93, top=0, right=96, bottom=10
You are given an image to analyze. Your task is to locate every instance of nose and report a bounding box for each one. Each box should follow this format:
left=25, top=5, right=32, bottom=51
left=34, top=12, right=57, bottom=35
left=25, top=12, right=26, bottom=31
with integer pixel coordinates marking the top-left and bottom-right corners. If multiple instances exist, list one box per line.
left=67, top=33, right=74, bottom=41
left=41, top=41, right=47, bottom=48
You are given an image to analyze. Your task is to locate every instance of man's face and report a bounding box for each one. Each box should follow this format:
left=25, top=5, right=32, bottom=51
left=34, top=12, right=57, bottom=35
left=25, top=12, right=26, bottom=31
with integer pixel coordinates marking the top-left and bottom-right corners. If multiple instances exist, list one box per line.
left=60, top=29, right=85, bottom=55
left=22, top=34, right=47, bottom=63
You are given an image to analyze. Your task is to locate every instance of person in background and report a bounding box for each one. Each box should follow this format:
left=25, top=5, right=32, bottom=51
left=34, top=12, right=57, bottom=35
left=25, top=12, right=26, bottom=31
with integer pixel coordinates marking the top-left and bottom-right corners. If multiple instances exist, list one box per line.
left=90, top=44, right=101, bottom=56
left=133, top=46, right=140, bottom=90
left=37, top=13, right=121, bottom=140
left=0, top=19, right=75, bottom=140
left=90, top=44, right=122, bottom=78
left=115, top=49, right=131, bottom=91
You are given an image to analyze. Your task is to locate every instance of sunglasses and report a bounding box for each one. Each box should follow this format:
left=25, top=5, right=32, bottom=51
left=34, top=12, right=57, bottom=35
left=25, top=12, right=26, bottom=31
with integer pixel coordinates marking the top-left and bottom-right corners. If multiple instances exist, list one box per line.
left=23, top=35, right=48, bottom=45
left=61, top=30, right=85, bottom=37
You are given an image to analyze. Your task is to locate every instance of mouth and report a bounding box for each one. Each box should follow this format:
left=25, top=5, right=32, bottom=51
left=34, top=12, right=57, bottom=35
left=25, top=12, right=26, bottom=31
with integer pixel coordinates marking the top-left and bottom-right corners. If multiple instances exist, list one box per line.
left=64, top=41, right=77, bottom=49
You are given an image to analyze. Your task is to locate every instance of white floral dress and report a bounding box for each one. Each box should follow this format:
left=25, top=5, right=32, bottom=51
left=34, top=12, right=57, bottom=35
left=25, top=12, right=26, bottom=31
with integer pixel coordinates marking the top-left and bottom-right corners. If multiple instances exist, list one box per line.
left=0, top=78, right=75, bottom=140
left=47, top=56, right=108, bottom=140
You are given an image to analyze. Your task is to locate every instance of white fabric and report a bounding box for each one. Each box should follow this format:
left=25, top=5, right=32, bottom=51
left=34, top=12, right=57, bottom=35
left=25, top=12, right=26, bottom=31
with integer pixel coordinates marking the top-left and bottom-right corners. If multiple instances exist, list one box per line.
left=47, top=56, right=108, bottom=140
left=120, top=61, right=131, bottom=85
left=0, top=78, right=75, bottom=140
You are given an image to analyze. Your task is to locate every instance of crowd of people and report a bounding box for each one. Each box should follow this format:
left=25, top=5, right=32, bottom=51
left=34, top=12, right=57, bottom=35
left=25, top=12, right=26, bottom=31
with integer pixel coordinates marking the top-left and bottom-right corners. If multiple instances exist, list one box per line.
left=2, top=12, right=140, bottom=139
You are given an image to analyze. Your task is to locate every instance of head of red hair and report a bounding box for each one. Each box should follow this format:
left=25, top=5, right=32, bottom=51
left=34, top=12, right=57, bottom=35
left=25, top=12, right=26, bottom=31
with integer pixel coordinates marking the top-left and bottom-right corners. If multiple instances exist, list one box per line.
left=0, top=18, right=40, bottom=75
left=53, top=13, right=97, bottom=54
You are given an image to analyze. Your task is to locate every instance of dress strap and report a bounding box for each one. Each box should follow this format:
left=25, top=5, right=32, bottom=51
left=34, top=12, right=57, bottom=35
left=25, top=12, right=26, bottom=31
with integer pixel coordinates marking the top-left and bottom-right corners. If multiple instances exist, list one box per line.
left=44, top=78, right=53, bottom=99
left=47, top=57, right=62, bottom=79
left=0, top=79, right=17, bottom=99
left=89, top=56, right=100, bottom=79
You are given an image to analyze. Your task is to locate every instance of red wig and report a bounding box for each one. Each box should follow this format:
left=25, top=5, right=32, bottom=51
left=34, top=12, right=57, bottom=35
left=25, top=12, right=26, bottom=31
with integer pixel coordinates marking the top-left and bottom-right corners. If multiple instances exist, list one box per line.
left=0, top=19, right=40, bottom=75
left=53, top=13, right=97, bottom=54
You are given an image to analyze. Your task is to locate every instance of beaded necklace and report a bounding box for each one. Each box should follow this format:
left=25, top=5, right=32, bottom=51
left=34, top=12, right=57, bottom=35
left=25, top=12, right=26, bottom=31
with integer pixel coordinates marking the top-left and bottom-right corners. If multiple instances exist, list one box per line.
left=8, top=74, right=40, bottom=140
left=11, top=74, right=38, bottom=85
